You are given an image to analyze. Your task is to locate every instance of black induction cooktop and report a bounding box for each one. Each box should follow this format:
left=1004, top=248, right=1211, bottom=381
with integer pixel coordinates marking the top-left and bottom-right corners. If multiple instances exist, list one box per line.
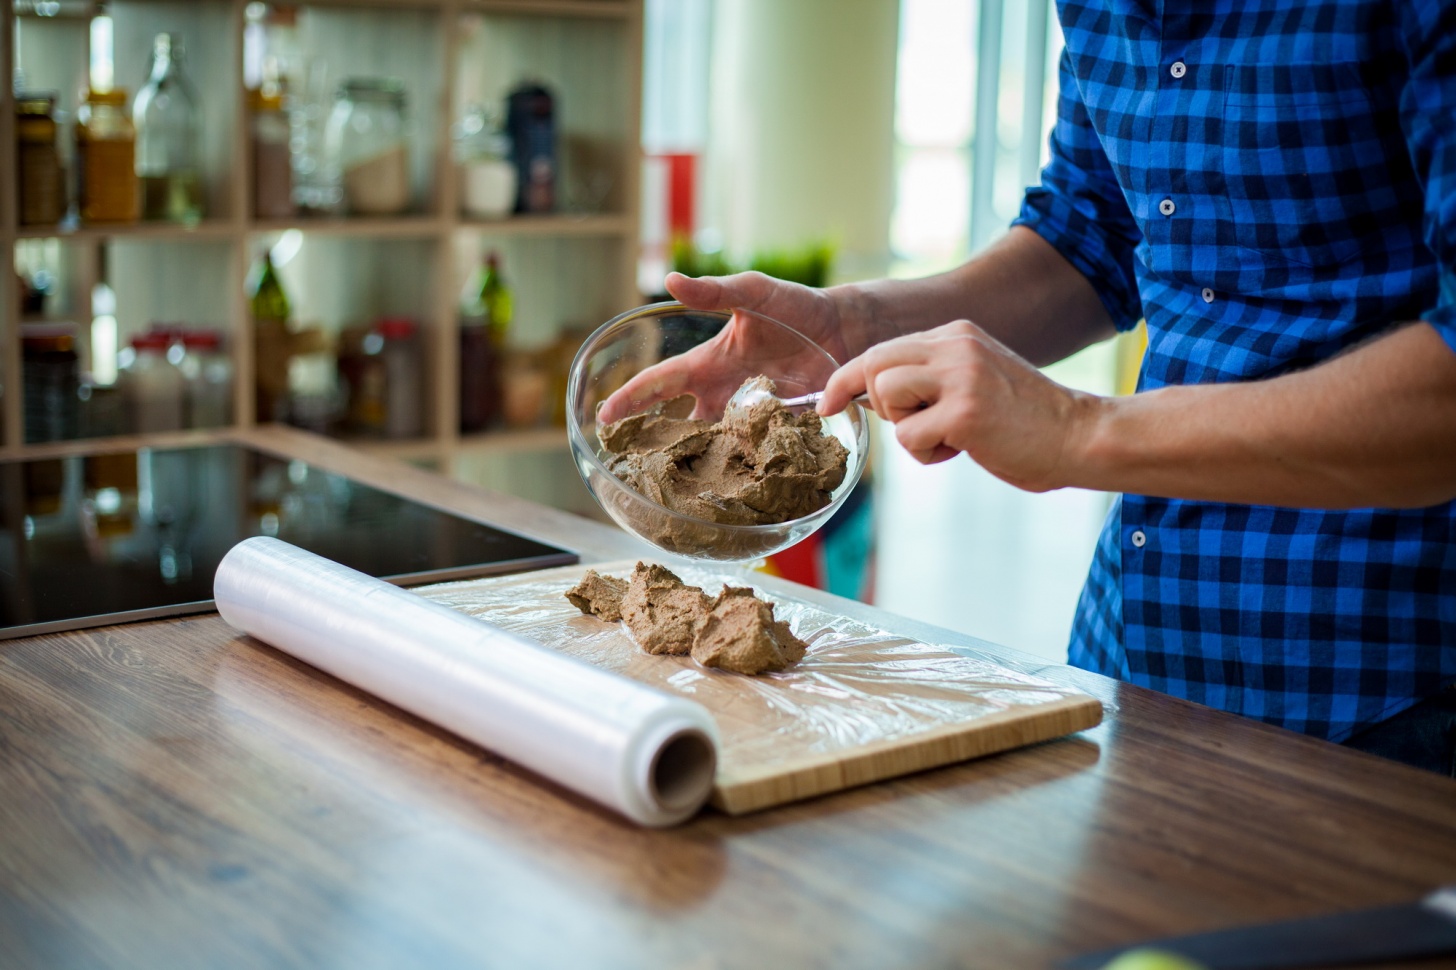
left=0, top=443, right=577, bottom=640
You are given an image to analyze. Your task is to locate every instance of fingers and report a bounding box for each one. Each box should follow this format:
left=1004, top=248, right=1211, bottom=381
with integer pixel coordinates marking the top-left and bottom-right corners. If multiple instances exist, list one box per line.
left=819, top=337, right=937, bottom=417
left=666, top=270, right=783, bottom=313
left=818, top=357, right=868, bottom=416
left=596, top=362, right=694, bottom=425
left=893, top=408, right=962, bottom=466
left=871, top=365, right=942, bottom=422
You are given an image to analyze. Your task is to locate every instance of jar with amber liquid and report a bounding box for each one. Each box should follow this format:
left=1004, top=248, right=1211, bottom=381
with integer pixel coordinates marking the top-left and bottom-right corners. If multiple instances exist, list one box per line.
left=77, top=88, right=139, bottom=224
left=16, top=92, right=64, bottom=226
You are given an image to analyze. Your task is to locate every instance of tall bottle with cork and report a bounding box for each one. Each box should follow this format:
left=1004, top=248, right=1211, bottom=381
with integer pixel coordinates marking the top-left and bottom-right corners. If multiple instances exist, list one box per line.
left=249, top=250, right=292, bottom=423
left=459, top=250, right=512, bottom=433
left=134, top=32, right=203, bottom=224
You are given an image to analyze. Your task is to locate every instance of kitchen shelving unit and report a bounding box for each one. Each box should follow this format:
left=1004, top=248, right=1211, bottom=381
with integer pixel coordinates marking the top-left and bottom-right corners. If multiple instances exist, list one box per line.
left=3, top=0, right=642, bottom=513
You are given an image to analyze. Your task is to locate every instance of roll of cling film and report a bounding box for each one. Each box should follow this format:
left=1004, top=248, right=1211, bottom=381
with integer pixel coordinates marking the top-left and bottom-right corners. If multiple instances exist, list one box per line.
left=213, top=537, right=718, bottom=826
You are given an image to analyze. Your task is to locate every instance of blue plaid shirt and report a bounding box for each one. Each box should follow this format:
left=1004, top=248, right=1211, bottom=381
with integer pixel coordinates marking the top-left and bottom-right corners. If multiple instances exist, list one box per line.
left=1013, top=0, right=1456, bottom=742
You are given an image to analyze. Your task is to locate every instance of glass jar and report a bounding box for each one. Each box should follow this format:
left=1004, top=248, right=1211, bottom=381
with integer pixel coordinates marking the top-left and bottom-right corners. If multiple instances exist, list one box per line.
left=76, top=87, right=139, bottom=224
left=21, top=324, right=80, bottom=443
left=454, top=103, right=515, bottom=220
left=324, top=78, right=410, bottom=215
left=134, top=33, right=203, bottom=224
left=118, top=331, right=184, bottom=433
left=17, top=92, right=64, bottom=226
left=178, top=329, right=233, bottom=428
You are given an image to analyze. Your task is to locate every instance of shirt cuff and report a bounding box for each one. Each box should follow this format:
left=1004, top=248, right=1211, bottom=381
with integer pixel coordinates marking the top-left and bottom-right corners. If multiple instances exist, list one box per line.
left=1424, top=276, right=1456, bottom=355
left=1012, top=188, right=1144, bottom=332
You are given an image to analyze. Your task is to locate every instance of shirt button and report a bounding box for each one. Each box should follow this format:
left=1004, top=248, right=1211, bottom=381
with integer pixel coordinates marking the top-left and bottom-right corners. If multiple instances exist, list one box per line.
left=1201, top=287, right=1215, bottom=303
left=1158, top=198, right=1176, bottom=216
left=1170, top=61, right=1187, bottom=79
left=1131, top=530, right=1147, bottom=548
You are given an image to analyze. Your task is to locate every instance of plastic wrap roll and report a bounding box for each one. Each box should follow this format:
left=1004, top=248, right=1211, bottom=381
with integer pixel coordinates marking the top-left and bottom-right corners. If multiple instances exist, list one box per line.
left=213, top=537, right=718, bottom=827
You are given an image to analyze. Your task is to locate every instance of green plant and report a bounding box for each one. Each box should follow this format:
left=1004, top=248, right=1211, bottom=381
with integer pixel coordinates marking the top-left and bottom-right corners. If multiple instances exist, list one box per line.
left=669, top=236, right=836, bottom=288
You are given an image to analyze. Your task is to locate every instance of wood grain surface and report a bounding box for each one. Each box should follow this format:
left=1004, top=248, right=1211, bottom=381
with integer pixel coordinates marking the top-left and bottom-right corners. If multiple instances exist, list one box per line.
left=3, top=429, right=1456, bottom=970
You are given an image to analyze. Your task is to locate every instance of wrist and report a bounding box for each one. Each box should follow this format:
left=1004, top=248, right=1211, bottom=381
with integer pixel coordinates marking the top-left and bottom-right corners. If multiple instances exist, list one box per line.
left=1062, top=390, right=1124, bottom=492
left=823, top=280, right=887, bottom=360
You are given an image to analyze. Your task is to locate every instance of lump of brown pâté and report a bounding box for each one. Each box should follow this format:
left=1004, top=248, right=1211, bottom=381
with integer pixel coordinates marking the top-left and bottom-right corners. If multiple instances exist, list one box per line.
left=563, top=561, right=808, bottom=675
left=564, top=569, right=630, bottom=622
left=692, top=585, right=807, bottom=675
left=598, top=377, right=849, bottom=526
left=620, top=562, right=710, bottom=656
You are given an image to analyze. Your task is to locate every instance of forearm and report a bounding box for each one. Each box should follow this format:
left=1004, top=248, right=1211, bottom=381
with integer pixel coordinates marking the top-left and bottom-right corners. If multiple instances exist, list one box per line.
left=1068, top=322, right=1456, bottom=509
left=830, top=226, right=1117, bottom=366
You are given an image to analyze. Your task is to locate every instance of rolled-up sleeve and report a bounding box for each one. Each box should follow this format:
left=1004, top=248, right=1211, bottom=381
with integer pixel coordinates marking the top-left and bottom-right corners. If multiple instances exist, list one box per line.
left=1012, top=49, right=1144, bottom=332
left=1398, top=2, right=1456, bottom=354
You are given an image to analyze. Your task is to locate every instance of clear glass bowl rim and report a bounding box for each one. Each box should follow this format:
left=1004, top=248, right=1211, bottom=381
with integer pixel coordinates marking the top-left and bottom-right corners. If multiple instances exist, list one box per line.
left=565, top=300, right=869, bottom=537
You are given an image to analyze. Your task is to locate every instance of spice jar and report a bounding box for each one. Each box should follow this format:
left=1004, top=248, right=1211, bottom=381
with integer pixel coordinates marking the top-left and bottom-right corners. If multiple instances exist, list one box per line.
left=337, top=325, right=388, bottom=437
left=377, top=317, right=423, bottom=439
left=177, top=329, right=233, bottom=428
left=17, top=92, right=64, bottom=226
left=77, top=87, right=139, bottom=224
left=324, top=78, right=410, bottom=215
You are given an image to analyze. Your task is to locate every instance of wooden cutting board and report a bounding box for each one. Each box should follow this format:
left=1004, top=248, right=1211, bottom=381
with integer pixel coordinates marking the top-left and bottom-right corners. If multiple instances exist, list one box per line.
left=417, top=561, right=1103, bottom=815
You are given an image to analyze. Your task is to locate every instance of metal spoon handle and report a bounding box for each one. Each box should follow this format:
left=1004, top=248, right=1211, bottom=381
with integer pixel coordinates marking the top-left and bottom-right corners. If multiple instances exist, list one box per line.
left=779, top=390, right=871, bottom=409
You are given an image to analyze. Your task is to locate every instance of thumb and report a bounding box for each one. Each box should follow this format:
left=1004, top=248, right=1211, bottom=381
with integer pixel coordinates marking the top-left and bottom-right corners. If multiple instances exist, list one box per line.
left=664, top=272, right=731, bottom=311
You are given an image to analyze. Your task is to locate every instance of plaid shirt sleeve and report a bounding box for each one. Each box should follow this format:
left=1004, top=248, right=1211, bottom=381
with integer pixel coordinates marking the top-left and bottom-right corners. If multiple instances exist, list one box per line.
left=1400, top=1, right=1456, bottom=354
left=1012, top=49, right=1145, bottom=332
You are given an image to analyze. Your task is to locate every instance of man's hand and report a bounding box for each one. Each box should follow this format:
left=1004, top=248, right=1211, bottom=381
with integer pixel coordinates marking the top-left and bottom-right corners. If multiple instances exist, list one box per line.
left=818, top=319, right=1097, bottom=491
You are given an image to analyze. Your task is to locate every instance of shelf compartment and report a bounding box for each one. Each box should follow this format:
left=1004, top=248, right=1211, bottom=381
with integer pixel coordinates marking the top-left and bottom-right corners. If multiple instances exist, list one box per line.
left=280, top=4, right=448, bottom=219
left=453, top=8, right=635, bottom=222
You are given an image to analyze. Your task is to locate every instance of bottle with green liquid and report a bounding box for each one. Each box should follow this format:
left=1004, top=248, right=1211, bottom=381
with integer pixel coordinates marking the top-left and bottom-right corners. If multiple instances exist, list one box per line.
left=459, top=251, right=513, bottom=432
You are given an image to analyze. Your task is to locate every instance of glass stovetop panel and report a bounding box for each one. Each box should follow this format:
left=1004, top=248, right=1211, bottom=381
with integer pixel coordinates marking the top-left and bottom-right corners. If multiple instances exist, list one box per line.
left=0, top=443, right=576, bottom=639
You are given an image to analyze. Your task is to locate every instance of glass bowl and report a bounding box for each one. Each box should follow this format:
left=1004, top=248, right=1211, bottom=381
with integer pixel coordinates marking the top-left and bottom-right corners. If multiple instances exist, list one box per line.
left=566, top=301, right=869, bottom=563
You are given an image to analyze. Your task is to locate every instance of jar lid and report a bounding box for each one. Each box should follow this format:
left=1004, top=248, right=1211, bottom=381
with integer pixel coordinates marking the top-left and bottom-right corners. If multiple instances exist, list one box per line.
left=339, top=77, right=406, bottom=105
left=131, top=332, right=172, bottom=352
left=16, top=92, right=57, bottom=115
left=86, top=87, right=128, bottom=106
left=376, top=317, right=416, bottom=339
left=181, top=329, right=223, bottom=350
left=247, top=87, right=284, bottom=113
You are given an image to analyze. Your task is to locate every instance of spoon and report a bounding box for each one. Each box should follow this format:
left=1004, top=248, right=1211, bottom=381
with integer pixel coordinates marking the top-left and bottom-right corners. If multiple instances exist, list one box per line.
left=726, top=381, right=871, bottom=412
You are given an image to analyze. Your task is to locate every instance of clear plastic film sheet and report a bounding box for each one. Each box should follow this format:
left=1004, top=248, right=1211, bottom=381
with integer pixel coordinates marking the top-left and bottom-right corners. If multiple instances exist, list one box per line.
left=418, top=561, right=1098, bottom=782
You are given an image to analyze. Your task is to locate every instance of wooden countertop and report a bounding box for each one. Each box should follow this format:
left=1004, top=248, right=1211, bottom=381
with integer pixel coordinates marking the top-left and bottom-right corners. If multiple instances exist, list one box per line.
left=3, top=427, right=1454, bottom=970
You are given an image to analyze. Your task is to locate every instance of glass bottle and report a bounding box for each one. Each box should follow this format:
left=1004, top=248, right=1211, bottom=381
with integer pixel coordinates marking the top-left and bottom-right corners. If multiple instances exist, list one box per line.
left=133, top=33, right=203, bottom=224
left=249, top=251, right=292, bottom=422
left=324, top=78, right=410, bottom=215
left=250, top=87, right=293, bottom=218
left=77, top=87, right=139, bottom=224
left=459, top=251, right=513, bottom=433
